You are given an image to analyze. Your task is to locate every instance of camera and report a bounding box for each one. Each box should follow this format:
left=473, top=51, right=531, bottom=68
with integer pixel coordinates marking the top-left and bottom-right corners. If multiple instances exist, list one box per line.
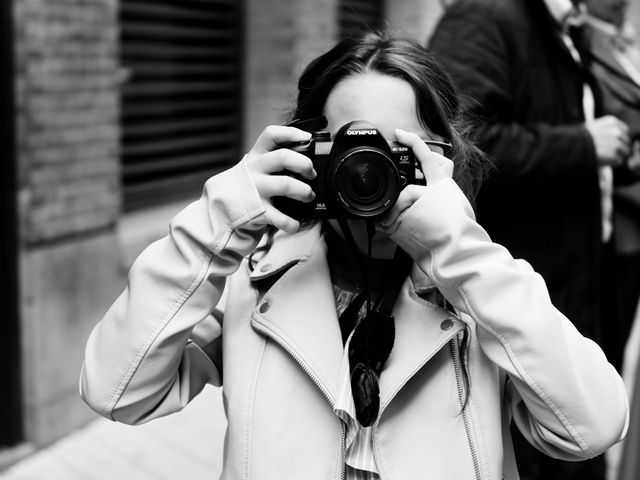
left=274, top=120, right=423, bottom=219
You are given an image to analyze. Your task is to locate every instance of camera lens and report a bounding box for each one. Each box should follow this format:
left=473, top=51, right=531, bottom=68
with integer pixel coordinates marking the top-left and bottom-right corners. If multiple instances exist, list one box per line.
left=329, top=148, right=401, bottom=218
left=349, top=164, right=381, bottom=199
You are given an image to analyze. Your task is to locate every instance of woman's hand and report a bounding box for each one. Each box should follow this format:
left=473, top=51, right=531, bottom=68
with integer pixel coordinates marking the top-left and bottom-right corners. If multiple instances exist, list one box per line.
left=379, top=128, right=454, bottom=232
left=243, top=125, right=317, bottom=233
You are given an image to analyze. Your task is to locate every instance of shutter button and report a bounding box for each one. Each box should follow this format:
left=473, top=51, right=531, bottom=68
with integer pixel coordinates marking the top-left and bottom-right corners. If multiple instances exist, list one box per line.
left=440, top=318, right=454, bottom=331
left=260, top=263, right=272, bottom=273
left=259, top=301, right=270, bottom=314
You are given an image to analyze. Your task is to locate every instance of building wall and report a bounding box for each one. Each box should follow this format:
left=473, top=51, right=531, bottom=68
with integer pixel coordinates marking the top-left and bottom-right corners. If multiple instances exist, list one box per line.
left=15, top=0, right=120, bottom=243
left=384, top=0, right=444, bottom=43
left=243, top=0, right=338, bottom=151
left=242, top=0, right=444, bottom=151
left=14, top=0, right=122, bottom=445
left=629, top=2, right=640, bottom=37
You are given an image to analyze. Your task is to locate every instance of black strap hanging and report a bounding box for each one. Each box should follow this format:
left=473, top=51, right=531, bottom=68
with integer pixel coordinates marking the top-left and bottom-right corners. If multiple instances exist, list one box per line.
left=334, top=218, right=412, bottom=426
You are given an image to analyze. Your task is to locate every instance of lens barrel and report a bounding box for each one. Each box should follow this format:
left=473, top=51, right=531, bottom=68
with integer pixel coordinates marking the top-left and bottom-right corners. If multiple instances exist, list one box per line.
left=329, top=147, right=401, bottom=218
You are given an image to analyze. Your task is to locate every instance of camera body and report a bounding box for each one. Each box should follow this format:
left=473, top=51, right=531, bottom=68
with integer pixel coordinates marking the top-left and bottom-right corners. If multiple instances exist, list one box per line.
left=274, top=120, right=422, bottom=219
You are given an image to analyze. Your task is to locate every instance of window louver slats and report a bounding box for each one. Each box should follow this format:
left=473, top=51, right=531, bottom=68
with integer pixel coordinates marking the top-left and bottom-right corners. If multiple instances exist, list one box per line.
left=121, top=0, right=242, bottom=211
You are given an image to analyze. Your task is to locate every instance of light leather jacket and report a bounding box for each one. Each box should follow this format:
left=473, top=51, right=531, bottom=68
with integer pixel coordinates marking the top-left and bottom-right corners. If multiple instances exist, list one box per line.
left=80, top=161, right=629, bottom=480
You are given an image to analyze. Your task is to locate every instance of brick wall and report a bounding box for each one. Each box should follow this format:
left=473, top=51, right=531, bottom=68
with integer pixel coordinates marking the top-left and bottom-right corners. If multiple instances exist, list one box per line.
left=15, top=0, right=120, bottom=245
left=14, top=0, right=123, bottom=446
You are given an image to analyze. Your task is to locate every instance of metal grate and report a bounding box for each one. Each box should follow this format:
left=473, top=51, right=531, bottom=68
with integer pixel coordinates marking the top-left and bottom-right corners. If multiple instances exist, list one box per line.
left=120, top=0, right=243, bottom=211
left=339, top=0, right=383, bottom=38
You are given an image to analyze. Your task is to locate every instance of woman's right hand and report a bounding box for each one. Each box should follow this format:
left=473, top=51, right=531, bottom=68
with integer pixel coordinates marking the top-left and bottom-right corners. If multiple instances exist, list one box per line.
left=243, top=125, right=317, bottom=233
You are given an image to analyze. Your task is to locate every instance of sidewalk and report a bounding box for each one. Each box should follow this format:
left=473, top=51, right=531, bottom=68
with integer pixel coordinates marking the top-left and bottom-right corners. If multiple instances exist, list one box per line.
left=0, top=387, right=226, bottom=480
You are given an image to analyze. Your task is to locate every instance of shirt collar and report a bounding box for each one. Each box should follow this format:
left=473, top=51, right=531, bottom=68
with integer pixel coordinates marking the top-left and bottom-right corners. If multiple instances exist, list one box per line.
left=544, top=0, right=587, bottom=29
left=544, top=0, right=574, bottom=24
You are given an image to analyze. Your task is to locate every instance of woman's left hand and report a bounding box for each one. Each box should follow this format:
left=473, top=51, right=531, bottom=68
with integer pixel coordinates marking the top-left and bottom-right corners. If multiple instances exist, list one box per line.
left=379, top=128, right=454, bottom=232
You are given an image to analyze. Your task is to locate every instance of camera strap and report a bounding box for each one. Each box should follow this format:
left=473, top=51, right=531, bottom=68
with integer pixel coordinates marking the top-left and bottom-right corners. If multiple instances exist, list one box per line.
left=335, top=217, right=412, bottom=351
left=335, top=217, right=373, bottom=307
left=335, top=217, right=411, bottom=317
left=335, top=217, right=412, bottom=426
left=375, top=247, right=412, bottom=315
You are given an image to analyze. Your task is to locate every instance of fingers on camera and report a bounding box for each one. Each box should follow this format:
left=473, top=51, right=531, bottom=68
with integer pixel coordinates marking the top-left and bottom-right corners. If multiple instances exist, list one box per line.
left=255, top=125, right=312, bottom=154
left=265, top=205, right=300, bottom=234
left=260, top=149, right=316, bottom=179
left=261, top=175, right=315, bottom=203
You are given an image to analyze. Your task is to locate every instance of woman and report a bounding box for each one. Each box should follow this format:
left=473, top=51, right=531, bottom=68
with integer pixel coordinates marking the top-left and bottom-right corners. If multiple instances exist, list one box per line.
left=80, top=32, right=628, bottom=479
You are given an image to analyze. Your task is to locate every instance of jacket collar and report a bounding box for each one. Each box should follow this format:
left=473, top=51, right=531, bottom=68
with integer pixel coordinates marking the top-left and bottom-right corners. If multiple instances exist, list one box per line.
left=248, top=224, right=466, bottom=408
left=249, top=222, right=322, bottom=281
left=250, top=222, right=438, bottom=292
left=534, top=0, right=589, bottom=73
left=249, top=223, right=345, bottom=404
left=585, top=17, right=640, bottom=90
left=378, top=284, right=465, bottom=412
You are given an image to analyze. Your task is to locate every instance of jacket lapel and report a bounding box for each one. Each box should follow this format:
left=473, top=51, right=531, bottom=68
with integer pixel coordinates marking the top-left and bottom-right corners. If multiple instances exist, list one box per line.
left=587, top=27, right=640, bottom=108
left=588, top=27, right=634, bottom=79
left=249, top=224, right=344, bottom=405
left=377, top=277, right=466, bottom=412
left=248, top=226, right=467, bottom=410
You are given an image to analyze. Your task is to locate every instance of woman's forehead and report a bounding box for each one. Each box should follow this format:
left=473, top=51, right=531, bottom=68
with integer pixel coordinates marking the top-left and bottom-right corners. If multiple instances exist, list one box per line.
left=323, top=73, right=426, bottom=140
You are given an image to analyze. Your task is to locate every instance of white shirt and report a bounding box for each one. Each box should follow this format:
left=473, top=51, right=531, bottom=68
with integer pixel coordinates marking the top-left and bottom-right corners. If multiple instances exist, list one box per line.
left=333, top=286, right=380, bottom=480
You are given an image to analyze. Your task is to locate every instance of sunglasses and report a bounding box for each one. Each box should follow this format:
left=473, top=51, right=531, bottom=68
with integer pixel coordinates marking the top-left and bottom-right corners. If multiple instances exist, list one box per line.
left=423, top=140, right=453, bottom=156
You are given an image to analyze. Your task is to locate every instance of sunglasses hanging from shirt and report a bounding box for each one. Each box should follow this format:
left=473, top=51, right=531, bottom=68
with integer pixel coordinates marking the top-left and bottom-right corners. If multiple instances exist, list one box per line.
left=336, top=217, right=412, bottom=427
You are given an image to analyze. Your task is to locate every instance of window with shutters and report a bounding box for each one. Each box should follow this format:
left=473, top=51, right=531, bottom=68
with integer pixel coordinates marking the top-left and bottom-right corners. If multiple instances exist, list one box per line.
left=120, top=0, right=243, bottom=211
left=339, top=0, right=383, bottom=38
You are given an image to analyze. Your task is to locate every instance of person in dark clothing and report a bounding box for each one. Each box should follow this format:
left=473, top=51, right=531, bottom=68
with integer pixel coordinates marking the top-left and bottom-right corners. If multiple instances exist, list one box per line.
left=428, top=1, right=631, bottom=479
left=583, top=2, right=640, bottom=479
left=583, top=0, right=640, bottom=373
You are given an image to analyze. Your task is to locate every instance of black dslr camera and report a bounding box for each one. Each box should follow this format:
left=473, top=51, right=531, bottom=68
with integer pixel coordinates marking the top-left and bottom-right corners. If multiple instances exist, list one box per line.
left=274, top=120, right=424, bottom=219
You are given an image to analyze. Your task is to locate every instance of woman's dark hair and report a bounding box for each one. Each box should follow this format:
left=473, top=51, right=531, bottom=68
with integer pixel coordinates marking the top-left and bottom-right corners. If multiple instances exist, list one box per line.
left=292, top=30, right=487, bottom=202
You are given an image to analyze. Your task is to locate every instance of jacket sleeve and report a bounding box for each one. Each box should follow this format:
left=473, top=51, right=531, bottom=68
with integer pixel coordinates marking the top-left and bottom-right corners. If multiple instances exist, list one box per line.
left=390, top=178, right=629, bottom=460
left=79, top=160, right=268, bottom=424
left=428, top=2, right=597, bottom=181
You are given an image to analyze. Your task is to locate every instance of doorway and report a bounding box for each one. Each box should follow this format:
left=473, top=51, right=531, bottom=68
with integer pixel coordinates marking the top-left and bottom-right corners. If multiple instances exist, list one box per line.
left=0, top=0, right=23, bottom=448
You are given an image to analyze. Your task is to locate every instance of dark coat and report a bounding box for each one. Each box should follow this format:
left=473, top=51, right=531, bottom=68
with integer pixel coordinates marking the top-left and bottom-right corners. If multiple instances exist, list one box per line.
left=584, top=21, right=640, bottom=249
left=584, top=21, right=640, bottom=372
left=585, top=23, right=640, bottom=138
left=429, top=0, right=604, bottom=341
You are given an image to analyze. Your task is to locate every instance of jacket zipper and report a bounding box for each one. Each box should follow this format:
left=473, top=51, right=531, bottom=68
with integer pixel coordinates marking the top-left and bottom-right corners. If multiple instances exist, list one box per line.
left=451, top=337, right=482, bottom=480
left=251, top=318, right=347, bottom=479
left=339, top=423, right=346, bottom=480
